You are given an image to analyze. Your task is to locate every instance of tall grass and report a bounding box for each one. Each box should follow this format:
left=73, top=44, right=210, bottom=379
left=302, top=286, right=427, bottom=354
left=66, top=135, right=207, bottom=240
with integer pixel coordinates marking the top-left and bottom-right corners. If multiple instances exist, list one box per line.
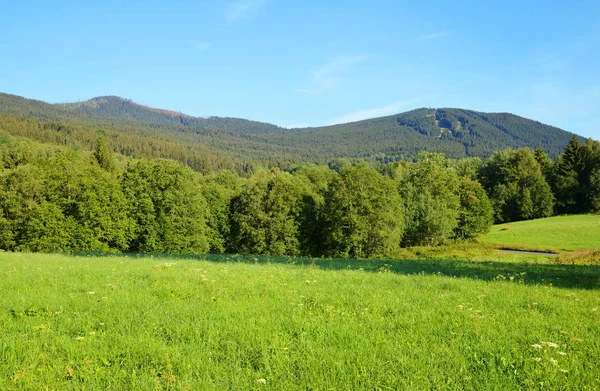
left=1, top=252, right=599, bottom=390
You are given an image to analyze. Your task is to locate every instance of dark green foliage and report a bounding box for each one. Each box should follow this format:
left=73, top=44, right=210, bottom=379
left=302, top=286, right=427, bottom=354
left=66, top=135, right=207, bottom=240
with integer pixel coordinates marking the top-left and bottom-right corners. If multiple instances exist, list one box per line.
left=0, top=93, right=582, bottom=174
left=200, top=170, right=245, bottom=253
left=399, top=153, right=460, bottom=246
left=322, top=164, right=404, bottom=258
left=93, top=134, right=115, bottom=172
left=0, top=106, right=596, bottom=257
left=292, top=165, right=339, bottom=256
left=589, top=167, right=600, bottom=213
left=534, top=145, right=553, bottom=178
left=122, top=159, right=210, bottom=254
left=454, top=178, right=494, bottom=239
left=552, top=136, right=600, bottom=214
left=479, top=148, right=554, bottom=222
left=229, top=169, right=317, bottom=256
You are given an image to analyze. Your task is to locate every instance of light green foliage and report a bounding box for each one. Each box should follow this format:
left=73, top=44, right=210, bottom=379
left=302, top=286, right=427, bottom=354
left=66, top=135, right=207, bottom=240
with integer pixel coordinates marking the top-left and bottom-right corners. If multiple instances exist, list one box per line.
left=480, top=148, right=554, bottom=223
left=0, top=253, right=599, bottom=389
left=122, top=159, right=209, bottom=254
left=454, top=177, right=494, bottom=239
left=0, top=164, right=69, bottom=251
left=0, top=149, right=131, bottom=252
left=229, top=169, right=317, bottom=256
left=400, top=153, right=460, bottom=246
left=44, top=149, right=132, bottom=251
left=323, top=164, right=404, bottom=258
left=482, top=214, right=600, bottom=252
left=452, top=157, right=483, bottom=180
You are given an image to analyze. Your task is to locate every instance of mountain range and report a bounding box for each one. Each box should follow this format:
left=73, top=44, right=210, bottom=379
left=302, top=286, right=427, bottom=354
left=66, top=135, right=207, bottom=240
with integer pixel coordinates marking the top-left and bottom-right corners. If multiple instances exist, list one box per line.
left=0, top=92, right=584, bottom=173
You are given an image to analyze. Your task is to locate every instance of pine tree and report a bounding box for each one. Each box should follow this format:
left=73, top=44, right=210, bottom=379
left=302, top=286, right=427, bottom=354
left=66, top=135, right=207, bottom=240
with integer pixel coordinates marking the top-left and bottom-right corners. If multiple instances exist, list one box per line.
left=93, top=134, right=115, bottom=172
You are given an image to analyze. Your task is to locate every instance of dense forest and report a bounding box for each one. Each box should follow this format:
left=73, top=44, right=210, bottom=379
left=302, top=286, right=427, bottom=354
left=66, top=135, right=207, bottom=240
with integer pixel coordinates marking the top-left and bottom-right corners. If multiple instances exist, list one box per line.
left=0, top=93, right=582, bottom=174
left=0, top=128, right=598, bottom=256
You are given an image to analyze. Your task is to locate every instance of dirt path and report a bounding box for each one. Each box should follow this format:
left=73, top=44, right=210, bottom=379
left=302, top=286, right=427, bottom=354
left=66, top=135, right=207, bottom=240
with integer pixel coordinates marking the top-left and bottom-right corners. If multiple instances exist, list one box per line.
left=500, top=249, right=557, bottom=257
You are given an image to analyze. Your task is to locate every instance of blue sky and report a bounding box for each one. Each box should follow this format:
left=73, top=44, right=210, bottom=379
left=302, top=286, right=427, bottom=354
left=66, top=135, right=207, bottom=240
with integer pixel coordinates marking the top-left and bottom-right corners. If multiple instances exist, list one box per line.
left=1, top=0, right=599, bottom=138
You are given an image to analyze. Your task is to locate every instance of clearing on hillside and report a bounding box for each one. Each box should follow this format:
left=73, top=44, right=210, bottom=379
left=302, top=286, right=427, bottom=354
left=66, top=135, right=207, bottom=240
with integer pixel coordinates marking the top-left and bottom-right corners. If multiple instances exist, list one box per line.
left=481, top=214, right=600, bottom=253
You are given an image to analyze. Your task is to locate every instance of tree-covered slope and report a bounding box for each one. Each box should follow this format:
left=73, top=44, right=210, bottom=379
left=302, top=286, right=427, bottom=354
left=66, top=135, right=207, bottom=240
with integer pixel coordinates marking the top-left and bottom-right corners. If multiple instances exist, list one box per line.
left=0, top=92, right=586, bottom=172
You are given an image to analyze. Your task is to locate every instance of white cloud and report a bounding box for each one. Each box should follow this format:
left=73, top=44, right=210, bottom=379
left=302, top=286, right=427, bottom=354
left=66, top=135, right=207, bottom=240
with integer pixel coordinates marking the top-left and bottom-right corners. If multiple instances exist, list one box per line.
left=296, top=55, right=368, bottom=95
left=225, top=0, right=267, bottom=22
left=330, top=99, right=422, bottom=125
left=421, top=32, right=449, bottom=40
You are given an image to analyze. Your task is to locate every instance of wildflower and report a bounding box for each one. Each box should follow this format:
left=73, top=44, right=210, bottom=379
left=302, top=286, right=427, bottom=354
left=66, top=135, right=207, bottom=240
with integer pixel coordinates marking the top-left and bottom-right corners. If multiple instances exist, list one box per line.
left=549, top=358, right=558, bottom=365
left=532, top=357, right=542, bottom=362
left=545, top=342, right=559, bottom=349
left=531, top=344, right=543, bottom=349
left=560, top=369, right=569, bottom=373
left=557, top=351, right=567, bottom=356
left=89, top=332, right=96, bottom=335
left=87, top=292, right=95, bottom=295
left=75, top=336, right=85, bottom=341
left=256, top=378, right=267, bottom=384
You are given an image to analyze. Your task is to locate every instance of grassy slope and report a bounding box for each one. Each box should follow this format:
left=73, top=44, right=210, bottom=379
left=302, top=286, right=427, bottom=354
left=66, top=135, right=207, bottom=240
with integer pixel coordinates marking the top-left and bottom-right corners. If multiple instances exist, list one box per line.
left=481, top=215, right=600, bottom=253
left=1, top=252, right=599, bottom=390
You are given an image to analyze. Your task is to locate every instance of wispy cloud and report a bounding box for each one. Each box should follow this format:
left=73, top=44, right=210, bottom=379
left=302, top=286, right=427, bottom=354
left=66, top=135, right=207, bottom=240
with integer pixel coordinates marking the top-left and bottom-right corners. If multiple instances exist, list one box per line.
left=330, top=99, right=422, bottom=125
left=225, top=0, right=267, bottom=22
left=296, top=55, right=368, bottom=95
left=282, top=123, right=312, bottom=129
left=420, top=32, right=449, bottom=40
left=187, top=40, right=212, bottom=53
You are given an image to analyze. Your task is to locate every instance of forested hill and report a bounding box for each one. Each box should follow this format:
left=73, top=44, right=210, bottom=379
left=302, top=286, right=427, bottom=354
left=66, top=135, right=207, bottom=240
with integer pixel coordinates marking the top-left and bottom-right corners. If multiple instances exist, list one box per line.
left=0, top=92, right=584, bottom=173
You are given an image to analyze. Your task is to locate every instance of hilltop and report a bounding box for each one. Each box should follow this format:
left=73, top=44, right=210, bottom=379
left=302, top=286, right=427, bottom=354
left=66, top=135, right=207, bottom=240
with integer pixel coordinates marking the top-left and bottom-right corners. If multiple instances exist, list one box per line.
left=0, top=92, right=584, bottom=172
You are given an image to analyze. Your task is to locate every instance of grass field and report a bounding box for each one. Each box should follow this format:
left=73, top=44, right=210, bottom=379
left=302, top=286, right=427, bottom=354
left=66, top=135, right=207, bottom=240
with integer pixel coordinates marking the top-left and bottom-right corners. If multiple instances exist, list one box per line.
left=481, top=214, right=600, bottom=253
left=1, top=252, right=599, bottom=390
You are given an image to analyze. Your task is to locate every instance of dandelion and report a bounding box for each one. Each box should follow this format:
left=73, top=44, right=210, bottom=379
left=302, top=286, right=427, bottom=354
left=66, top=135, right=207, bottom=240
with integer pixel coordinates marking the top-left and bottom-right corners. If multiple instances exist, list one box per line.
left=531, top=344, right=543, bottom=349
left=557, top=351, right=567, bottom=356
left=256, top=378, right=267, bottom=384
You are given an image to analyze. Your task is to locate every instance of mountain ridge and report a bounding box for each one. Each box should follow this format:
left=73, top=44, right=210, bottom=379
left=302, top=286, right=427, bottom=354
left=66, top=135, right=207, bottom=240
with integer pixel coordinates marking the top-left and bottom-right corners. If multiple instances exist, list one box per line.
left=0, top=92, right=587, bottom=173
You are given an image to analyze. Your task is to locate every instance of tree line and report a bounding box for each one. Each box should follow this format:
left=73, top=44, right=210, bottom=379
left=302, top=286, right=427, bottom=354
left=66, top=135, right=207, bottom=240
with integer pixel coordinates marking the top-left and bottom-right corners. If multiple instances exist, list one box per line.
left=0, top=134, right=598, bottom=257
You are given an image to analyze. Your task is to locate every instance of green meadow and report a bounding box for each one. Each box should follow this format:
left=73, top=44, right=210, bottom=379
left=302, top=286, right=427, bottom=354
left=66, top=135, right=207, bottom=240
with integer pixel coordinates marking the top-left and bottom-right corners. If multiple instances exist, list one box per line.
left=1, top=252, right=599, bottom=390
left=481, top=214, right=600, bottom=253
